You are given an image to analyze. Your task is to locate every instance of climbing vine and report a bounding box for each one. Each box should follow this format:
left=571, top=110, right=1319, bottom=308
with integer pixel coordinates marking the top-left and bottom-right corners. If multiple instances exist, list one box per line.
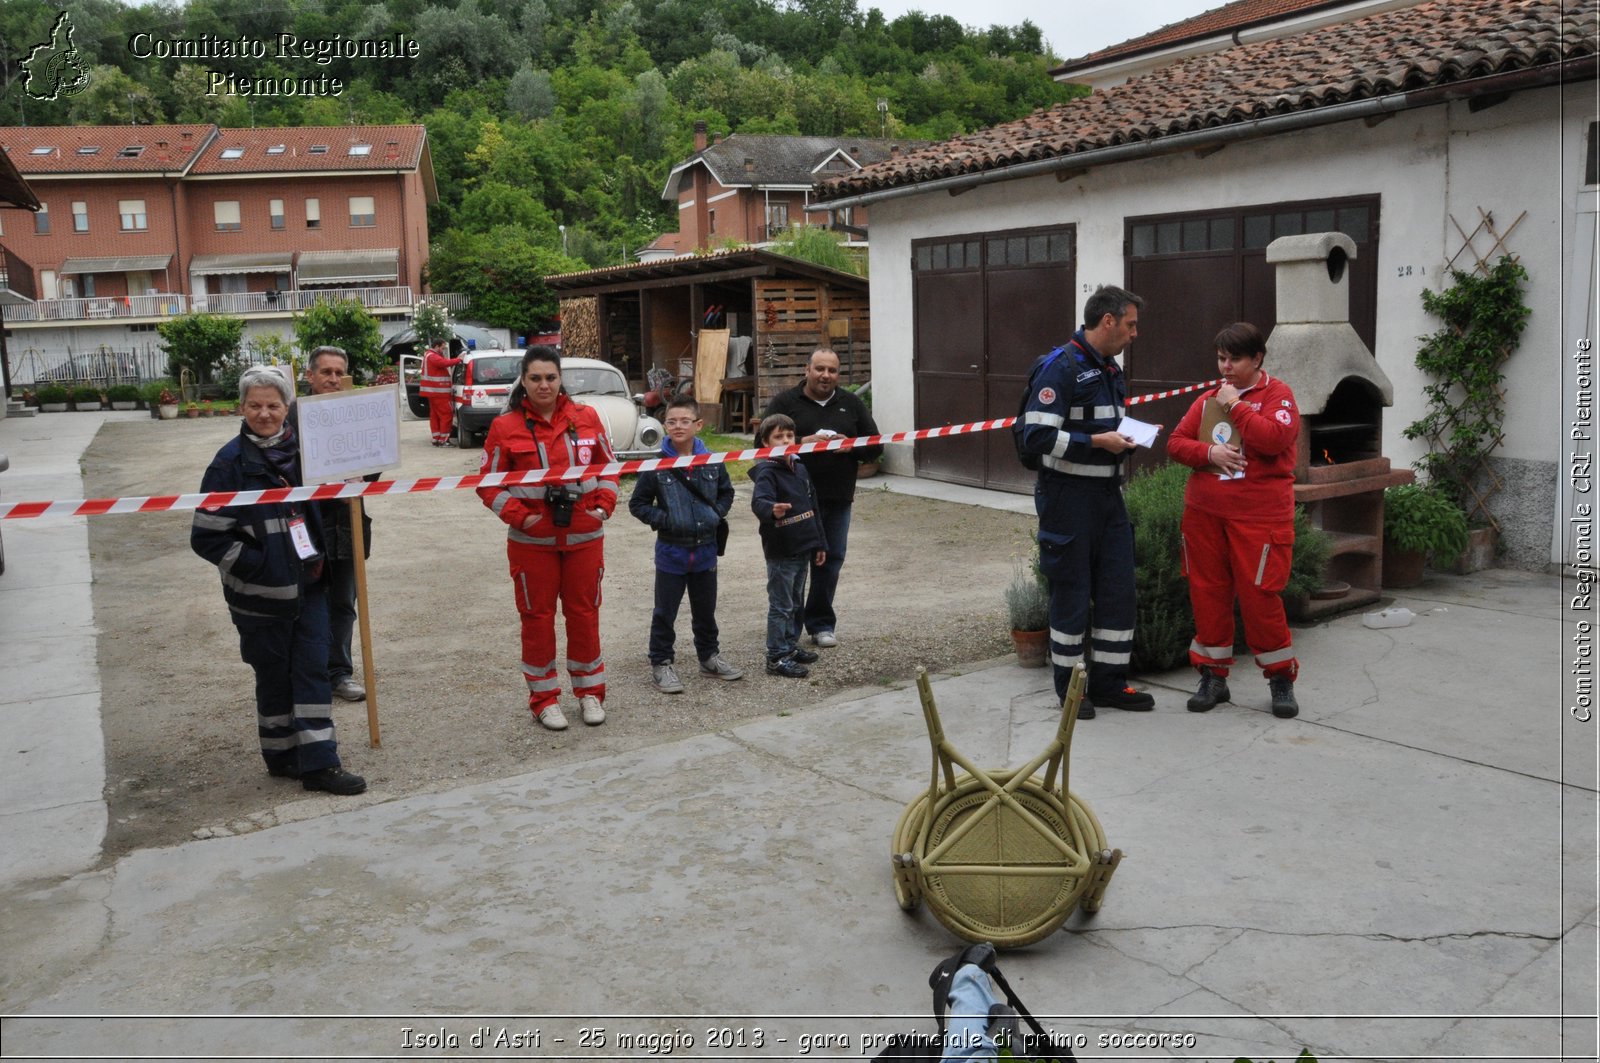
left=1402, top=256, right=1530, bottom=527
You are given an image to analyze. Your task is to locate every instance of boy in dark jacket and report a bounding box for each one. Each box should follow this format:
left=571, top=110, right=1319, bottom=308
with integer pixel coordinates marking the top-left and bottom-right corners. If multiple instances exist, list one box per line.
left=628, top=395, right=743, bottom=693
left=749, top=413, right=828, bottom=678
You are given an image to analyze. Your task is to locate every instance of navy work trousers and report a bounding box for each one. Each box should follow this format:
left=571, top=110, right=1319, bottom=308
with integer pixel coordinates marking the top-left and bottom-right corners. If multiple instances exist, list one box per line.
left=234, top=581, right=340, bottom=775
left=1034, top=474, right=1137, bottom=702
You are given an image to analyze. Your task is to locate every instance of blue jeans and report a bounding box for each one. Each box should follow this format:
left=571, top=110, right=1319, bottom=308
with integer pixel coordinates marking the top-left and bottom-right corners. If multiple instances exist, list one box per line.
left=324, top=557, right=357, bottom=683
left=649, top=566, right=720, bottom=665
left=804, top=502, right=851, bottom=636
left=765, top=555, right=809, bottom=660
left=234, top=581, right=339, bottom=774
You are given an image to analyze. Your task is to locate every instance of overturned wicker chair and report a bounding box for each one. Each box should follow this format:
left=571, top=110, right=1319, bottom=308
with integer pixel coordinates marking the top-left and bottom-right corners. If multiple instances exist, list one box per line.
left=891, top=663, right=1122, bottom=949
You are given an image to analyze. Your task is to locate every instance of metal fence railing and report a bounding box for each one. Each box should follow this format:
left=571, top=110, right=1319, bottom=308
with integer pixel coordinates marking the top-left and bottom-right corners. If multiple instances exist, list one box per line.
left=8, top=346, right=169, bottom=387
left=3, top=285, right=422, bottom=323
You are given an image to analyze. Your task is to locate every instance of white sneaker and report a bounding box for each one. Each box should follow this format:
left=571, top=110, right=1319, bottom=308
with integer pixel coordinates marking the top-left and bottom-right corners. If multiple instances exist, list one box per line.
left=536, top=704, right=569, bottom=731
left=812, top=630, right=839, bottom=648
left=332, top=677, right=366, bottom=702
left=579, top=695, right=606, bottom=726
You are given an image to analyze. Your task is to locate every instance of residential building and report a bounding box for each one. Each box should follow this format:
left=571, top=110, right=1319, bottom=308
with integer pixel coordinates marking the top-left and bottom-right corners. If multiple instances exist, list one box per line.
left=815, top=0, right=1595, bottom=570
left=0, top=123, right=438, bottom=371
left=648, top=122, right=920, bottom=258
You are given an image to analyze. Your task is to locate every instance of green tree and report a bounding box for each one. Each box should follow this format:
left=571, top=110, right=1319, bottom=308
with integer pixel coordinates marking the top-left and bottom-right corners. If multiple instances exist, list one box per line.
left=507, top=65, right=557, bottom=120
left=157, top=312, right=245, bottom=385
left=425, top=226, right=585, bottom=331
left=411, top=299, right=453, bottom=346
left=293, top=298, right=384, bottom=377
left=769, top=225, right=864, bottom=276
left=458, top=182, right=559, bottom=239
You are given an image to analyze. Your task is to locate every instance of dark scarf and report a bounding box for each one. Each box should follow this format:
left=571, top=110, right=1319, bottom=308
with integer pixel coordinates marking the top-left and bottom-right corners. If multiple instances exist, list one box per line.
left=245, top=422, right=300, bottom=485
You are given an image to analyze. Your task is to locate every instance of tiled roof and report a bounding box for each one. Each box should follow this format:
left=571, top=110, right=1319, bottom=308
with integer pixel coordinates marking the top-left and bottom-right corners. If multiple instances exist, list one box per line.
left=821, top=0, right=1593, bottom=201
left=190, top=125, right=426, bottom=173
left=1054, top=0, right=1348, bottom=71
left=666, top=134, right=928, bottom=196
left=544, top=247, right=869, bottom=292
left=2, top=125, right=217, bottom=175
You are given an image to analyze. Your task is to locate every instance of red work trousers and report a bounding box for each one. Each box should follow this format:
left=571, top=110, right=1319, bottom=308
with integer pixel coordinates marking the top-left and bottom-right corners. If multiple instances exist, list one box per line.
left=1182, top=508, right=1298, bottom=680
left=427, top=395, right=454, bottom=445
left=509, top=538, right=606, bottom=713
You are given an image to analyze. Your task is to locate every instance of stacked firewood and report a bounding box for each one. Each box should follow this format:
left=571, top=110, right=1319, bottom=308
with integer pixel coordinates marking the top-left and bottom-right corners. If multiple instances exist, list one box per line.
left=558, top=297, right=599, bottom=358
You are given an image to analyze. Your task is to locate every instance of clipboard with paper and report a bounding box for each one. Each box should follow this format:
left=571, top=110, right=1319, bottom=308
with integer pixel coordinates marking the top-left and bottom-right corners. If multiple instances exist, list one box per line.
left=1198, top=398, right=1244, bottom=480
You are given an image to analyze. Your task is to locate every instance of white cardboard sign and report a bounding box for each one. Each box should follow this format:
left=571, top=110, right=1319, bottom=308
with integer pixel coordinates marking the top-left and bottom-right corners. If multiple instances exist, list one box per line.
left=296, top=384, right=403, bottom=483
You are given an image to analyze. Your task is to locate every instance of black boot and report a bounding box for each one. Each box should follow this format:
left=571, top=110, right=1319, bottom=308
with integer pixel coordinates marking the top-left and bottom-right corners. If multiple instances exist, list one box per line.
left=1187, top=668, right=1231, bottom=712
left=1269, top=675, right=1299, bottom=718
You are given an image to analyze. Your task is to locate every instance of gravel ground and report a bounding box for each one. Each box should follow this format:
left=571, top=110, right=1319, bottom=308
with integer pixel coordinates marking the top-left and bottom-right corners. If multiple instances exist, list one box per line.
left=86, top=412, right=1037, bottom=857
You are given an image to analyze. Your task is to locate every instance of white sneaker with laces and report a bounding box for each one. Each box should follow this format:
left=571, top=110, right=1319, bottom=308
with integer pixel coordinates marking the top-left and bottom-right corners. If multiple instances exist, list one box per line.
left=332, top=677, right=366, bottom=702
left=536, top=704, right=569, bottom=731
left=651, top=663, right=685, bottom=694
left=812, top=631, right=839, bottom=648
left=698, top=654, right=744, bottom=681
left=579, top=695, right=606, bottom=726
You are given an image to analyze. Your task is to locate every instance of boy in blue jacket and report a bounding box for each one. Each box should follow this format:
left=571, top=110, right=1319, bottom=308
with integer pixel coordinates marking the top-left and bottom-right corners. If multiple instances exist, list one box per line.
left=749, top=413, right=828, bottom=678
left=628, top=395, right=743, bottom=693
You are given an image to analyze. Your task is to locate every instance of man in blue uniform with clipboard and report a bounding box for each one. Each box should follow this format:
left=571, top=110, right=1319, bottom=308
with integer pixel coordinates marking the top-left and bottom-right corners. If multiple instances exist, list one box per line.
left=1018, top=285, right=1157, bottom=720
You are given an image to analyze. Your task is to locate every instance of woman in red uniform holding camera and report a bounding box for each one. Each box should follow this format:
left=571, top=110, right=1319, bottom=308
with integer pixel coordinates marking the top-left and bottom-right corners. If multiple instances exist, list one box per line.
left=479, top=347, right=618, bottom=730
left=1167, top=322, right=1302, bottom=719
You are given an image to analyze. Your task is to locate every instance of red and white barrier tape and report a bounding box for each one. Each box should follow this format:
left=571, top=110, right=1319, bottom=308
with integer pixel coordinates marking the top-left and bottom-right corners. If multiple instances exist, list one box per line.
left=0, top=377, right=1220, bottom=520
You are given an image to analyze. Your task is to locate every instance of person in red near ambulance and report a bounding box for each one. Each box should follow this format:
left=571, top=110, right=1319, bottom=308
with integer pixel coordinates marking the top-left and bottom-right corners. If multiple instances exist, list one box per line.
left=420, top=339, right=463, bottom=446
left=478, top=347, right=619, bottom=731
left=1166, top=322, right=1303, bottom=719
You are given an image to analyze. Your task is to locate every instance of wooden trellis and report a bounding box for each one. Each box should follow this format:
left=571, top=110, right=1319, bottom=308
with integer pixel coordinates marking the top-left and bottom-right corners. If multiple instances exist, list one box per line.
left=1424, top=208, right=1528, bottom=529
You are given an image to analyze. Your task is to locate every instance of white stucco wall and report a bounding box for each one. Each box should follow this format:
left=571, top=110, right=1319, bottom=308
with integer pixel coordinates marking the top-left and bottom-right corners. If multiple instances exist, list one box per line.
left=865, top=80, right=1594, bottom=565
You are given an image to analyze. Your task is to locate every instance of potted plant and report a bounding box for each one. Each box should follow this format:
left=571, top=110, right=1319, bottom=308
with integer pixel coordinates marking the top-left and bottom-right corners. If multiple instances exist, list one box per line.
left=1382, top=483, right=1470, bottom=588
left=157, top=387, right=180, bottom=420
left=108, top=384, right=140, bottom=411
left=36, top=384, right=69, bottom=412
left=20, top=387, right=38, bottom=408
left=185, top=400, right=200, bottom=419
left=71, top=384, right=103, bottom=411
left=1004, top=555, right=1050, bottom=667
left=200, top=398, right=215, bottom=417
left=1402, top=257, right=1528, bottom=573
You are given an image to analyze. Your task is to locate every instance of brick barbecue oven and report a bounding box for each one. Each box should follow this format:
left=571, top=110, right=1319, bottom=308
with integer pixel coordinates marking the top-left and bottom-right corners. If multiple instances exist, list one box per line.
left=1265, top=232, right=1412, bottom=617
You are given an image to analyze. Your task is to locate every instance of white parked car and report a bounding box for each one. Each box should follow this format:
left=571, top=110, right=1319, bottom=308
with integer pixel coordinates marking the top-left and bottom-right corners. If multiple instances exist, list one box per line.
left=451, top=352, right=664, bottom=460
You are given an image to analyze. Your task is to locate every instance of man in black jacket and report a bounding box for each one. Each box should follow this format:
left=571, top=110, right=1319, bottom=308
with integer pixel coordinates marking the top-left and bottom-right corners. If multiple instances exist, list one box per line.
left=761, top=347, right=881, bottom=648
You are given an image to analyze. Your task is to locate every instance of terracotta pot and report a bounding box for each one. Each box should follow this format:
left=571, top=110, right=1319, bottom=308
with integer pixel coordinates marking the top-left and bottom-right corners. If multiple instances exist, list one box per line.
left=185, top=408, right=200, bottom=418
left=1382, top=543, right=1427, bottom=588
left=1011, top=628, right=1048, bottom=668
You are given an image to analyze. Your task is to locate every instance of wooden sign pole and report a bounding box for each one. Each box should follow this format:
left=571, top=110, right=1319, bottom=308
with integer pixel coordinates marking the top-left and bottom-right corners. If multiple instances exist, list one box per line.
left=349, top=495, right=381, bottom=747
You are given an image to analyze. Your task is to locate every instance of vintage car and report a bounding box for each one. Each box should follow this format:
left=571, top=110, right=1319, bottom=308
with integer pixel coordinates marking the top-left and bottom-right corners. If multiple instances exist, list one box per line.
left=451, top=352, right=664, bottom=460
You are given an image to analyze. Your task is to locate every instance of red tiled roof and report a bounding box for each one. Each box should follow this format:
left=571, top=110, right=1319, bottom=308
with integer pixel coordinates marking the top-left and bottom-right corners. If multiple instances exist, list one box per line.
left=2, top=125, right=217, bottom=175
left=821, top=0, right=1593, bottom=201
left=190, top=125, right=426, bottom=173
left=1055, top=0, right=1348, bottom=71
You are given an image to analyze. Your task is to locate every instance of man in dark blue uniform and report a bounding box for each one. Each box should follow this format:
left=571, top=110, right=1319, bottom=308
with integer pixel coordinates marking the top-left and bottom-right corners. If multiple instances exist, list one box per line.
left=1019, top=285, right=1156, bottom=720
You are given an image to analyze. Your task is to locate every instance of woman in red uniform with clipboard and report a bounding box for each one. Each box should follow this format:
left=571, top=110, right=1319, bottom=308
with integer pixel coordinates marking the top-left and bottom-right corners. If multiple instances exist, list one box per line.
left=1167, top=322, right=1303, bottom=719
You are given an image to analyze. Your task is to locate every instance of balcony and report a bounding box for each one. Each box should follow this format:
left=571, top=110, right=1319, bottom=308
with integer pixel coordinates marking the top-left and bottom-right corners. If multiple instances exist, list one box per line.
left=3, top=286, right=436, bottom=323
left=193, top=286, right=415, bottom=315
left=3, top=293, right=189, bottom=322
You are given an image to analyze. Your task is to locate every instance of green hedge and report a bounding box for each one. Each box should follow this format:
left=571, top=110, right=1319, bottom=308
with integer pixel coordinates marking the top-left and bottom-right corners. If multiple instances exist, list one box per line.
left=1125, top=462, right=1330, bottom=671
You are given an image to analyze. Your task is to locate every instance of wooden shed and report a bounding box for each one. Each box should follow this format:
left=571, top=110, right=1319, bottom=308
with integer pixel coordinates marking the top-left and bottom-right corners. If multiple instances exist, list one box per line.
left=544, top=249, right=870, bottom=433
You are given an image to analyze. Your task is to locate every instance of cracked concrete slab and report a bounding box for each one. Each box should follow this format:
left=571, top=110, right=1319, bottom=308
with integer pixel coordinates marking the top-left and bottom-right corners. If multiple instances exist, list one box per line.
left=0, top=408, right=1590, bottom=1060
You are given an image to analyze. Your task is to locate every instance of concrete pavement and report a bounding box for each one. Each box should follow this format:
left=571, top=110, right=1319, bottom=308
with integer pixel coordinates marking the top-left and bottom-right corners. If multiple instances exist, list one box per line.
left=0, top=413, right=1595, bottom=1062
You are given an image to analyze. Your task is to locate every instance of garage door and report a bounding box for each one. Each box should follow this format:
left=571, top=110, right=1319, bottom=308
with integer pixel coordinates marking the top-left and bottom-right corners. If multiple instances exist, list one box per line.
left=1124, top=196, right=1379, bottom=479
left=912, top=225, right=1076, bottom=492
